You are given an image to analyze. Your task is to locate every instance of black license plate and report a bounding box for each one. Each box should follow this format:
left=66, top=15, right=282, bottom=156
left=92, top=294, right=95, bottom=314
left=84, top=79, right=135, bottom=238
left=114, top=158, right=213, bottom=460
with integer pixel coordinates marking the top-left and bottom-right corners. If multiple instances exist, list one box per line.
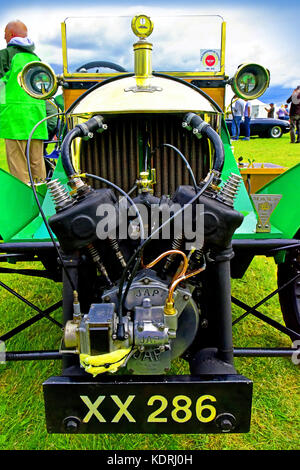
left=43, top=374, right=252, bottom=434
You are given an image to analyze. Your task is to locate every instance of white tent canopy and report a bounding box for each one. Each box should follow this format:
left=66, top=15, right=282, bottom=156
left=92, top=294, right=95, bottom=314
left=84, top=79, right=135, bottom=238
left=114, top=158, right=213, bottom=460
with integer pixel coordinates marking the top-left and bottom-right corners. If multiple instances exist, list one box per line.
left=249, top=99, right=269, bottom=118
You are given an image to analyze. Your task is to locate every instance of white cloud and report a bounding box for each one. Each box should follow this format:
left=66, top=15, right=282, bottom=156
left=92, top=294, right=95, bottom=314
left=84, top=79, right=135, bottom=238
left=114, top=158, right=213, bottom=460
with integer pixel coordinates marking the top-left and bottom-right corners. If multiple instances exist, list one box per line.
left=0, top=4, right=298, bottom=87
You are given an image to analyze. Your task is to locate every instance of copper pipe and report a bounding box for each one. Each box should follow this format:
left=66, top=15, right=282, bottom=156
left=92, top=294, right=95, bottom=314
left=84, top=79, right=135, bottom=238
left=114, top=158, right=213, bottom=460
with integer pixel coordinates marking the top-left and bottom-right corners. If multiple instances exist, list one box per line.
left=142, top=249, right=188, bottom=276
left=167, top=266, right=205, bottom=303
left=142, top=249, right=204, bottom=308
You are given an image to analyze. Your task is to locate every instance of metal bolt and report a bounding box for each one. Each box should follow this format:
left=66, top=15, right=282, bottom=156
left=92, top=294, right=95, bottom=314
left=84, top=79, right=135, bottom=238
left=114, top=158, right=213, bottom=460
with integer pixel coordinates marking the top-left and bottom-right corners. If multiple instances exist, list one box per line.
left=220, top=419, right=233, bottom=431
left=200, top=318, right=208, bottom=328
left=215, top=413, right=236, bottom=432
left=112, top=334, right=117, bottom=340
left=183, top=294, right=189, bottom=301
left=143, top=278, right=150, bottom=285
left=142, top=298, right=151, bottom=308
left=103, top=295, right=111, bottom=302
left=137, top=323, right=144, bottom=332
left=63, top=416, right=81, bottom=433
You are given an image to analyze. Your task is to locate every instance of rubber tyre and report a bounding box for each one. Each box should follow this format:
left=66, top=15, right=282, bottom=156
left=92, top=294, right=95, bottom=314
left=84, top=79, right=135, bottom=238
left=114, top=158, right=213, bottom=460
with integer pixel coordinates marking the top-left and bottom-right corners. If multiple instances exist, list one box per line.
left=277, top=233, right=300, bottom=342
left=269, top=126, right=283, bottom=138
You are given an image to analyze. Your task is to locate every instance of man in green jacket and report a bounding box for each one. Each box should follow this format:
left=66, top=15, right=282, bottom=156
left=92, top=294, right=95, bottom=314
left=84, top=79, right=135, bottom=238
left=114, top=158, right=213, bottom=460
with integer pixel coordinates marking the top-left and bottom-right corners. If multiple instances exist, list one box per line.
left=0, top=20, right=48, bottom=183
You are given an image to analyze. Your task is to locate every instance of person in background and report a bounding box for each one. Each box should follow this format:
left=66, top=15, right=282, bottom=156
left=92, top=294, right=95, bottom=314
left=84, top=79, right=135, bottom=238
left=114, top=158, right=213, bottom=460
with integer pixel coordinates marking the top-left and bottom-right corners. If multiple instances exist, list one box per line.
left=231, top=95, right=244, bottom=140
left=287, top=86, right=300, bottom=143
left=277, top=105, right=289, bottom=120
left=283, top=104, right=290, bottom=120
left=0, top=20, right=48, bottom=183
left=265, top=103, right=275, bottom=118
left=242, top=100, right=251, bottom=141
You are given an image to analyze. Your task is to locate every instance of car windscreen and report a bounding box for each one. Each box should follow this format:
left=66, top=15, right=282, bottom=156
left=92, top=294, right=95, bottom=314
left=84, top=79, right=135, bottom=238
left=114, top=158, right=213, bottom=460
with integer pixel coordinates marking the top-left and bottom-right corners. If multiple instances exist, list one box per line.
left=63, top=15, right=224, bottom=75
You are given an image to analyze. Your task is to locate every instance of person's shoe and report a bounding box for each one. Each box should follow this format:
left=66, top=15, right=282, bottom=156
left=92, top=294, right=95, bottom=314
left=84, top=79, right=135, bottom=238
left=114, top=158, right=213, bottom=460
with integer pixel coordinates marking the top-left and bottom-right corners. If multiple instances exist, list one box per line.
left=242, top=137, right=250, bottom=140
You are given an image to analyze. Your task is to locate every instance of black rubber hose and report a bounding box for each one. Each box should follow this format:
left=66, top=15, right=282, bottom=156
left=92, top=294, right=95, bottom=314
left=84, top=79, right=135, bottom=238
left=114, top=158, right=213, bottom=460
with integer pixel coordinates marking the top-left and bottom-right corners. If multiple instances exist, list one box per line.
left=183, top=112, right=225, bottom=173
left=60, top=127, right=81, bottom=176
left=61, top=115, right=106, bottom=177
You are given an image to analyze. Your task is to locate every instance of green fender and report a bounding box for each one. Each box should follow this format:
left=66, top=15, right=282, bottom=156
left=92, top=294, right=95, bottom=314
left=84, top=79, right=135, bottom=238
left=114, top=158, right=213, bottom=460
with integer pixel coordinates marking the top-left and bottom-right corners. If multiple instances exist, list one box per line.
left=0, top=168, right=45, bottom=242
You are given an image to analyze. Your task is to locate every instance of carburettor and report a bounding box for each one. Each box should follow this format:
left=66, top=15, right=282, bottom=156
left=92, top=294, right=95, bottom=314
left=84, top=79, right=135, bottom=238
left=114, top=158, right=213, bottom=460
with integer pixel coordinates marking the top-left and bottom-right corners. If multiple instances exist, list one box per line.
left=63, top=269, right=199, bottom=375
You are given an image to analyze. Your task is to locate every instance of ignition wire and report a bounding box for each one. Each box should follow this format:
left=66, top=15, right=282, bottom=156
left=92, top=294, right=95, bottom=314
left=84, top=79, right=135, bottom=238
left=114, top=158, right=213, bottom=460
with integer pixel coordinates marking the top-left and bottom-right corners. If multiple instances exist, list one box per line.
left=151, top=143, right=198, bottom=191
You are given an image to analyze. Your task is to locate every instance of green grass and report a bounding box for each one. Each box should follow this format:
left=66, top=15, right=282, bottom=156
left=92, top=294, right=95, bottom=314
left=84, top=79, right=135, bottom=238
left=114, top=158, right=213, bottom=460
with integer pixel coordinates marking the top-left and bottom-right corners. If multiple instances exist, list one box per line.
left=0, top=136, right=299, bottom=450
left=232, top=133, right=300, bottom=168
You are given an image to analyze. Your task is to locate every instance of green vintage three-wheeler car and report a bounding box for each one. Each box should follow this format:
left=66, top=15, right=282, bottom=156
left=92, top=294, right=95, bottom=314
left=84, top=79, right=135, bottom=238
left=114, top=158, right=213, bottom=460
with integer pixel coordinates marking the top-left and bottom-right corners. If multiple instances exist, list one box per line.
left=0, top=14, right=299, bottom=434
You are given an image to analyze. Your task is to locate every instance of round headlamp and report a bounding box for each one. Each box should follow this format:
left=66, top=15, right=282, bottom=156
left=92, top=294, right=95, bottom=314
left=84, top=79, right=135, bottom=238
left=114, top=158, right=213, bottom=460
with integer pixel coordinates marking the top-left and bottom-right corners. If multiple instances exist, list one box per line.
left=231, top=63, right=270, bottom=100
left=18, top=61, right=58, bottom=99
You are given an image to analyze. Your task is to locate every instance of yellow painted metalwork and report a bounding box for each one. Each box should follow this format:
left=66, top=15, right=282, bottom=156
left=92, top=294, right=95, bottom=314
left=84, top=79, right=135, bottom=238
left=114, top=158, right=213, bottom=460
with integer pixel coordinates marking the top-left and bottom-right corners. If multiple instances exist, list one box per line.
left=59, top=15, right=228, bottom=112
left=239, top=164, right=287, bottom=194
left=69, top=76, right=219, bottom=115
left=61, top=71, right=225, bottom=79
left=220, top=22, right=226, bottom=75
left=131, top=14, right=154, bottom=38
left=61, top=22, right=68, bottom=77
left=60, top=18, right=227, bottom=79
left=63, top=80, right=226, bottom=111
left=133, top=41, right=153, bottom=87
left=200, top=87, right=225, bottom=110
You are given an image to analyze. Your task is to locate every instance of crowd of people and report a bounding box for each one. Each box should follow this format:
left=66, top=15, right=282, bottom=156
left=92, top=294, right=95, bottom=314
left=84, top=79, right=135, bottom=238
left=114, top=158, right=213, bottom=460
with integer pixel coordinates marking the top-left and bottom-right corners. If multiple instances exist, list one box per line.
left=232, top=87, right=300, bottom=144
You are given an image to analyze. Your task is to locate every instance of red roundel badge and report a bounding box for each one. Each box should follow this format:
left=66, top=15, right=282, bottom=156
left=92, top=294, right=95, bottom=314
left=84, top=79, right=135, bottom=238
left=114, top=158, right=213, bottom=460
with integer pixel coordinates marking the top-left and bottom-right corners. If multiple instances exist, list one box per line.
left=205, top=55, right=216, bottom=67
left=200, top=49, right=220, bottom=71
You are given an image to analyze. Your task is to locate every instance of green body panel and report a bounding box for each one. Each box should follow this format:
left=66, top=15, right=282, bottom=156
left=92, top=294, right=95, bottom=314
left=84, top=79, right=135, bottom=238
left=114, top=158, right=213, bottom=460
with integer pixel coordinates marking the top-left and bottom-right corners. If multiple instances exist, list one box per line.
left=257, top=162, right=300, bottom=239
left=220, top=120, right=282, bottom=240
left=10, top=157, right=68, bottom=242
left=0, top=168, right=45, bottom=241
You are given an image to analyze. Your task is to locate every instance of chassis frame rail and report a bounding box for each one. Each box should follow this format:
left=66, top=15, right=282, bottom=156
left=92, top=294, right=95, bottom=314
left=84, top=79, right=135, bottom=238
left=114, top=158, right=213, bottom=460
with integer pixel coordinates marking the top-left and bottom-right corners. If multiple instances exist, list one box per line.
left=0, top=238, right=300, bottom=358
left=3, top=348, right=299, bottom=362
